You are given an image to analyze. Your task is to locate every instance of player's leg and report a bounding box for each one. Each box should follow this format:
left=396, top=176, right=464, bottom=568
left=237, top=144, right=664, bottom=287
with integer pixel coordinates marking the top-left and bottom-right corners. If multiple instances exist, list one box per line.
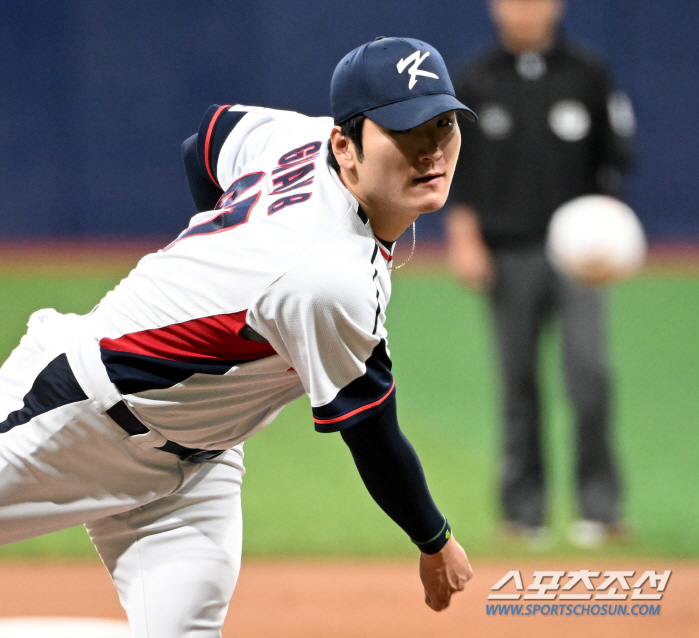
left=0, top=397, right=199, bottom=545
left=0, top=310, right=62, bottom=420
left=0, top=315, right=199, bottom=545
left=489, top=247, right=552, bottom=528
left=87, top=446, right=245, bottom=638
left=555, top=274, right=621, bottom=524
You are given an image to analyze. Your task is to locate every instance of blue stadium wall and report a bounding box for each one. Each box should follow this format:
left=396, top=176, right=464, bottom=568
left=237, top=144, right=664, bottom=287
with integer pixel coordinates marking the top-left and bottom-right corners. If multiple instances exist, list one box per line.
left=1, top=0, right=697, bottom=241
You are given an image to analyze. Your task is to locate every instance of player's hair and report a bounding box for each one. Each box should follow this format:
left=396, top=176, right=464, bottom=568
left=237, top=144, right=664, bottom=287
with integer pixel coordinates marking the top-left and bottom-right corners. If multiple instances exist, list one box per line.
left=326, top=114, right=365, bottom=173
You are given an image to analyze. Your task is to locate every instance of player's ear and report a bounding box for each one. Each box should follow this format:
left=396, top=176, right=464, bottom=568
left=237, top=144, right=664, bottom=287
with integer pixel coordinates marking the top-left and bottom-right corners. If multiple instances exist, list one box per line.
left=330, top=126, right=357, bottom=171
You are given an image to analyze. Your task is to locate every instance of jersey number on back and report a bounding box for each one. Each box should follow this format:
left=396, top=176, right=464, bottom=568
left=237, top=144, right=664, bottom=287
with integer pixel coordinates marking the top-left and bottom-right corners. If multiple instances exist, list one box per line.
left=166, top=141, right=320, bottom=249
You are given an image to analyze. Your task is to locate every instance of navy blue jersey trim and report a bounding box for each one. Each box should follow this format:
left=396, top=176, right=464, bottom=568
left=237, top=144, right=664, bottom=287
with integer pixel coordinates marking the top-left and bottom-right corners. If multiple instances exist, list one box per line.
left=357, top=205, right=369, bottom=225
left=0, top=354, right=88, bottom=433
left=377, top=237, right=395, bottom=251
left=100, top=349, right=244, bottom=395
left=182, top=133, right=224, bottom=212
left=197, top=105, right=246, bottom=189
left=372, top=269, right=381, bottom=336
left=312, top=339, right=394, bottom=432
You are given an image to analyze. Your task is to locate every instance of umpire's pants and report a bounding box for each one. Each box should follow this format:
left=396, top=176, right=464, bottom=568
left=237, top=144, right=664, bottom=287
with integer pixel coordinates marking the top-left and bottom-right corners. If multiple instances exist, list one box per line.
left=489, top=246, right=621, bottom=526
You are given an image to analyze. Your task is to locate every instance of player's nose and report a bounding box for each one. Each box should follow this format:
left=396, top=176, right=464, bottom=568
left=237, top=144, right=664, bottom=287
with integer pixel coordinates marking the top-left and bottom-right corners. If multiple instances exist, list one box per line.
left=418, top=136, right=444, bottom=163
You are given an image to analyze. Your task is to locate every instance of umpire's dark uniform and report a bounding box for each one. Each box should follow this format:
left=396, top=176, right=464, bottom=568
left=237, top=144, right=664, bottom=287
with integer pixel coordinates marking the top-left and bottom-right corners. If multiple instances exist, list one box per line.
left=450, top=37, right=635, bottom=528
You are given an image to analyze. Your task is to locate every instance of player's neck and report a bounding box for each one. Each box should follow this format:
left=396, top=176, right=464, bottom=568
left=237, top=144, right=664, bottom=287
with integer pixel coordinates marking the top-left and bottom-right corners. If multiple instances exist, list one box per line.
left=363, top=206, right=419, bottom=243
left=338, top=170, right=418, bottom=242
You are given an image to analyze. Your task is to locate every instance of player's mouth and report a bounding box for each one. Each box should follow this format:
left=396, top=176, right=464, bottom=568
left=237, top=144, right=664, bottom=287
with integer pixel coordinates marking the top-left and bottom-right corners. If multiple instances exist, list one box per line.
left=413, top=172, right=445, bottom=185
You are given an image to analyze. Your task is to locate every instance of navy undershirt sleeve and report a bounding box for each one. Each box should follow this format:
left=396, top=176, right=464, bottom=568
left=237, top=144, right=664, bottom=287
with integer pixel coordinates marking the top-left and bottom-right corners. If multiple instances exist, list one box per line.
left=182, top=134, right=224, bottom=212
left=340, top=393, right=451, bottom=554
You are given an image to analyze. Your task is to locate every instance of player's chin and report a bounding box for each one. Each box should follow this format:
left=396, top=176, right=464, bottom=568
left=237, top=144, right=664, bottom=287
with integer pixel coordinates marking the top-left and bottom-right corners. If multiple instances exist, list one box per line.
left=414, top=191, right=449, bottom=214
left=411, top=180, right=450, bottom=211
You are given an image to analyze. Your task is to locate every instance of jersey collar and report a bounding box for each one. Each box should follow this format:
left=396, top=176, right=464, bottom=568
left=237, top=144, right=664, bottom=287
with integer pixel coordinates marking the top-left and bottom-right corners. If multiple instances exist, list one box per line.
left=328, top=165, right=396, bottom=263
left=375, top=235, right=395, bottom=265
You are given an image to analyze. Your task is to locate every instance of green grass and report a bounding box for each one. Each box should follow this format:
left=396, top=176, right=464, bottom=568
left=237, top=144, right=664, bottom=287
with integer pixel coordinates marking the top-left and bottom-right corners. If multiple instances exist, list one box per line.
left=0, top=274, right=124, bottom=559
left=0, top=275, right=125, bottom=362
left=0, top=271, right=697, bottom=559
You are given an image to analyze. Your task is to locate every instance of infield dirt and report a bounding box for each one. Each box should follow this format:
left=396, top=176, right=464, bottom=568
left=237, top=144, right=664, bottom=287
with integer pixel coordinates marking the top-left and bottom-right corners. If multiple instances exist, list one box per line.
left=0, top=559, right=694, bottom=637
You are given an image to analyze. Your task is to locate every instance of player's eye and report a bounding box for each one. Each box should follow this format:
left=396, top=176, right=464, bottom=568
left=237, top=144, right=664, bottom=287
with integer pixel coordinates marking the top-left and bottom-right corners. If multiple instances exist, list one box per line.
left=437, top=116, right=455, bottom=128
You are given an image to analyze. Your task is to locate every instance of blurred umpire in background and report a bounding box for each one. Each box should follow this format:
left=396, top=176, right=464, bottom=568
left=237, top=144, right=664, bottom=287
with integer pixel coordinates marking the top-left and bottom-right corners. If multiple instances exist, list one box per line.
left=446, top=0, right=636, bottom=547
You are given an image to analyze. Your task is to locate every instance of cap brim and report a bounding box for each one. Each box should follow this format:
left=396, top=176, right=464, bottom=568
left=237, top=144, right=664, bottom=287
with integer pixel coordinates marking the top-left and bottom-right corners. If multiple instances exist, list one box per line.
left=363, top=93, right=477, bottom=131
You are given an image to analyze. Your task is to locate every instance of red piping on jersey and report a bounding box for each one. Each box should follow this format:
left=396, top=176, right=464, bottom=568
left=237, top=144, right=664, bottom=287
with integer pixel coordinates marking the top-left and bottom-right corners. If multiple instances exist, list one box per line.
left=378, top=246, right=393, bottom=262
left=100, top=310, right=276, bottom=363
left=312, top=379, right=395, bottom=425
left=204, top=105, right=231, bottom=188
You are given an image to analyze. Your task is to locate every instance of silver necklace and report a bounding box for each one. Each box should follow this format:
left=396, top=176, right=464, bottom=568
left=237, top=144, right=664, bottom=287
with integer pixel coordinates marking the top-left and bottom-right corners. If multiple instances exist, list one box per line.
left=391, top=221, right=416, bottom=270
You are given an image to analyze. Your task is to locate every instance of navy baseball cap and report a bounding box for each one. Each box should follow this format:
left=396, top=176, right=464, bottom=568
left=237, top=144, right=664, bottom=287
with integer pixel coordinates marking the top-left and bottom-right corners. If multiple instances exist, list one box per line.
left=331, top=37, right=477, bottom=131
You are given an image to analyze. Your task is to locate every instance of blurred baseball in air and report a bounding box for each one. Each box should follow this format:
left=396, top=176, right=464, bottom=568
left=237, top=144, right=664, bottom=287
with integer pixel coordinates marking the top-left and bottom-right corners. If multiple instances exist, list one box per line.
left=546, top=195, right=647, bottom=285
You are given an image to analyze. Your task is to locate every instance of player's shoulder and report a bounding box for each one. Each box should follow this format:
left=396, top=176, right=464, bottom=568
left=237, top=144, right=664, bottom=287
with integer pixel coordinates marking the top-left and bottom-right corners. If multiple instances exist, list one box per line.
left=198, top=103, right=334, bottom=192
left=223, top=106, right=332, bottom=156
left=286, top=232, right=378, bottom=287
left=273, top=231, right=383, bottom=309
left=226, top=105, right=332, bottom=142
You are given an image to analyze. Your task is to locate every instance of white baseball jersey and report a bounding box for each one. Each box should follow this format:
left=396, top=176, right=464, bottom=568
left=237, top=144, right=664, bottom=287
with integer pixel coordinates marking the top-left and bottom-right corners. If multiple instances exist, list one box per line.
left=76, top=105, right=396, bottom=451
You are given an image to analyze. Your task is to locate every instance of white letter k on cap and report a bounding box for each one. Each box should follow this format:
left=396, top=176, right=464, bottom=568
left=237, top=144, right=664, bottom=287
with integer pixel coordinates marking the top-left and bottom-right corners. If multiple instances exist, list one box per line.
left=396, top=51, right=439, bottom=89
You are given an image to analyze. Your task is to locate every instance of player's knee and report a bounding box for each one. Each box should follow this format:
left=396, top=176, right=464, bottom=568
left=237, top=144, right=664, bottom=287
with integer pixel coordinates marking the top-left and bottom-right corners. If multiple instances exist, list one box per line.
left=133, top=549, right=240, bottom=637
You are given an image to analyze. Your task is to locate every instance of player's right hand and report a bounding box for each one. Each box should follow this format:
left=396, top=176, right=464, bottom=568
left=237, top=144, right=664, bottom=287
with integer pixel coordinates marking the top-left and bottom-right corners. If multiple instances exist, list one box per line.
left=419, top=534, right=473, bottom=611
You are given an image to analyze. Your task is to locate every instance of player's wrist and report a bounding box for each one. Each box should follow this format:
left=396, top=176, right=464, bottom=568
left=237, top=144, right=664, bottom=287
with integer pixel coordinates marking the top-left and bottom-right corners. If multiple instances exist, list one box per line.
left=413, top=518, right=452, bottom=555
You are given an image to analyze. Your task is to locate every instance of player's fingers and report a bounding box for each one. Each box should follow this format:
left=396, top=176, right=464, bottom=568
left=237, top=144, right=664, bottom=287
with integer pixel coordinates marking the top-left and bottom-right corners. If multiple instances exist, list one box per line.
left=425, top=589, right=451, bottom=612
left=425, top=591, right=437, bottom=610
left=455, top=569, right=473, bottom=591
left=434, top=596, right=451, bottom=611
left=425, top=592, right=439, bottom=610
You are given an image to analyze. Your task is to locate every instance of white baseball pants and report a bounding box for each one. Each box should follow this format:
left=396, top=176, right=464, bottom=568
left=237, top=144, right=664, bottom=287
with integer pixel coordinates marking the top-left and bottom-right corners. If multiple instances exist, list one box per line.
left=0, top=312, right=245, bottom=637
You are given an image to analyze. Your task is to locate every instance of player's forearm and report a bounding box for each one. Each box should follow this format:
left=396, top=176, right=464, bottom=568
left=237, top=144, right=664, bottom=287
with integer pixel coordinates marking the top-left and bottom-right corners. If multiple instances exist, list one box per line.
left=340, top=396, right=451, bottom=554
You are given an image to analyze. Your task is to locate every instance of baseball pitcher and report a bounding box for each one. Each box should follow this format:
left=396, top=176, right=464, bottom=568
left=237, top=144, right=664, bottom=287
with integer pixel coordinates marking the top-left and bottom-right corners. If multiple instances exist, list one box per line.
left=0, top=37, right=476, bottom=637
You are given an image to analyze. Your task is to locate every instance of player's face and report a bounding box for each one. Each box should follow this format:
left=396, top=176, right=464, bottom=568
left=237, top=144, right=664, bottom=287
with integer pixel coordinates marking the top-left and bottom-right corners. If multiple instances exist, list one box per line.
left=490, top=0, right=564, bottom=53
left=353, top=112, right=461, bottom=223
